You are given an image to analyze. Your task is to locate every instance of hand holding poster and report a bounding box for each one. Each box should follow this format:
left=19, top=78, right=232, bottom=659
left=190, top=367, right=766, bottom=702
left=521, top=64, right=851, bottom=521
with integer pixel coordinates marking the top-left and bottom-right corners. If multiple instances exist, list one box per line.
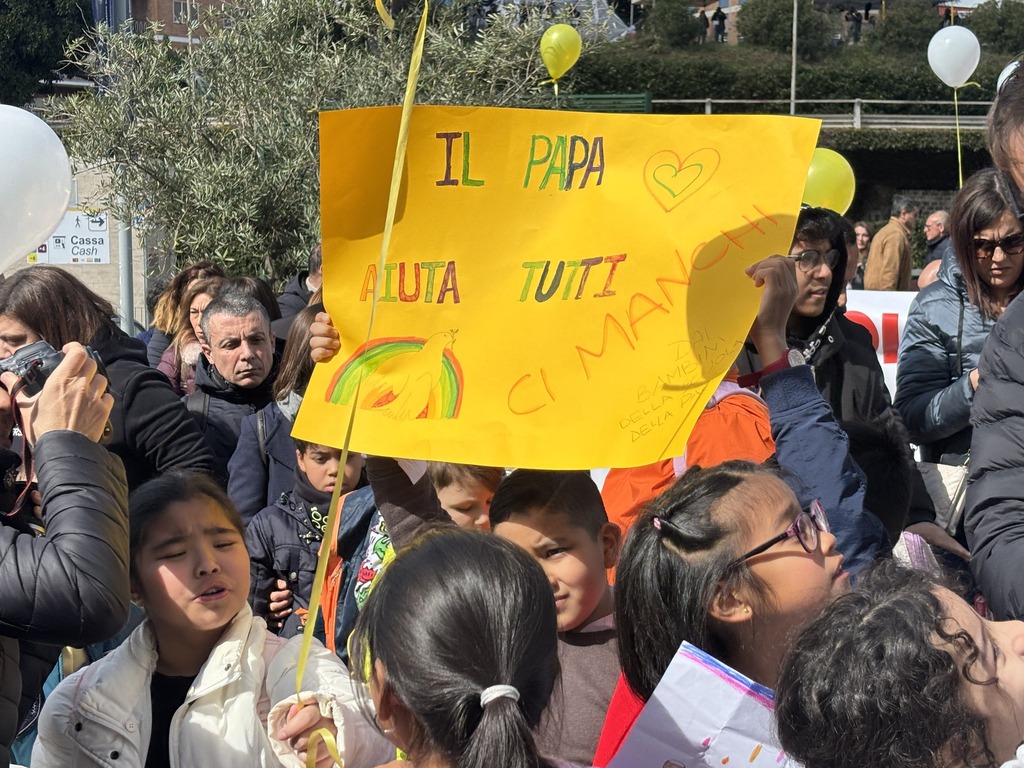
left=294, top=106, right=819, bottom=469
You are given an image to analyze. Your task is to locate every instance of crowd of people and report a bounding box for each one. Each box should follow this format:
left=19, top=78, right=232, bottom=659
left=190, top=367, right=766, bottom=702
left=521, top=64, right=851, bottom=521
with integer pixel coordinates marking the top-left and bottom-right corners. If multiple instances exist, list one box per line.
left=6, top=56, right=1024, bottom=768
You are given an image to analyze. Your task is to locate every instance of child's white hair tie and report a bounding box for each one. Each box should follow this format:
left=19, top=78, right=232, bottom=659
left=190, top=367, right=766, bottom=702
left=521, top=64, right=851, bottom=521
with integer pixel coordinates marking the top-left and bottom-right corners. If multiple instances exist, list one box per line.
left=479, top=684, right=520, bottom=707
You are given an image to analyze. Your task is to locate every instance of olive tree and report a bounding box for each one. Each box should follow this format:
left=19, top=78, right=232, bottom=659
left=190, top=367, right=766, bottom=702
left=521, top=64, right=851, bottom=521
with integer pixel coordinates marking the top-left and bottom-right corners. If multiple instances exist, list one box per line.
left=49, top=0, right=582, bottom=279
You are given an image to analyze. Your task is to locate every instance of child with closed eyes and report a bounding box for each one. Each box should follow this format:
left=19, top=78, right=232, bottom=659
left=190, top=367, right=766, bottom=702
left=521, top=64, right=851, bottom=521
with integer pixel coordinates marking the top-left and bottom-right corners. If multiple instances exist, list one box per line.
left=31, top=471, right=392, bottom=768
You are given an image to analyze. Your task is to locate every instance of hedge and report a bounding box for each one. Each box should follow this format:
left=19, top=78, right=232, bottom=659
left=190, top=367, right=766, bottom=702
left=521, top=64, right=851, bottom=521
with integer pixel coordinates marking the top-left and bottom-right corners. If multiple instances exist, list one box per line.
left=570, top=44, right=1008, bottom=116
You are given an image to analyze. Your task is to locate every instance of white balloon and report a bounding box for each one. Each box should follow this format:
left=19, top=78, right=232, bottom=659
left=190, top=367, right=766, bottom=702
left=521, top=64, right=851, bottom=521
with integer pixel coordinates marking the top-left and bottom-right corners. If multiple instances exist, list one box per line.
left=927, top=26, right=981, bottom=88
left=0, top=106, right=72, bottom=274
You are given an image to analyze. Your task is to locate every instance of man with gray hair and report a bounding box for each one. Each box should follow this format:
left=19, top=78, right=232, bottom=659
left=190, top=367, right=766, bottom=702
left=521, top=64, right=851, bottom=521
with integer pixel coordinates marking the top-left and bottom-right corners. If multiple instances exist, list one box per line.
left=923, top=209, right=953, bottom=265
left=864, top=195, right=919, bottom=291
left=187, top=291, right=278, bottom=470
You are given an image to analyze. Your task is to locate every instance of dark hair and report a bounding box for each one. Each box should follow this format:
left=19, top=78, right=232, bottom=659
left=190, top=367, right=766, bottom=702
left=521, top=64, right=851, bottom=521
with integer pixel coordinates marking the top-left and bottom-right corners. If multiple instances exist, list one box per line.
left=951, top=167, right=1024, bottom=320
left=793, top=206, right=839, bottom=248
left=350, top=530, right=559, bottom=768
left=793, top=207, right=848, bottom=319
left=988, top=68, right=1024, bottom=178
left=775, top=562, right=995, bottom=768
left=293, top=438, right=341, bottom=454
left=199, top=291, right=271, bottom=342
left=145, top=276, right=170, bottom=318
left=272, top=303, right=322, bottom=400
left=891, top=194, right=919, bottom=218
left=428, top=462, right=506, bottom=494
left=615, top=461, right=776, bottom=701
left=489, top=470, right=606, bottom=538
left=152, top=260, right=226, bottom=334
left=227, top=276, right=282, bottom=322
left=0, top=265, right=117, bottom=346
left=128, top=471, right=243, bottom=580
left=308, top=243, right=323, bottom=276
left=837, top=216, right=856, bottom=248
left=853, top=220, right=874, bottom=238
left=840, top=413, right=913, bottom=548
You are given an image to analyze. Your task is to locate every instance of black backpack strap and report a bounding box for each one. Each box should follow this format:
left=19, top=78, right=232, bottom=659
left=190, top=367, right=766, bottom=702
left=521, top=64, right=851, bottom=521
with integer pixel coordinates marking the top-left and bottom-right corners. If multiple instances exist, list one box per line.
left=186, top=389, right=210, bottom=433
left=256, top=409, right=269, bottom=468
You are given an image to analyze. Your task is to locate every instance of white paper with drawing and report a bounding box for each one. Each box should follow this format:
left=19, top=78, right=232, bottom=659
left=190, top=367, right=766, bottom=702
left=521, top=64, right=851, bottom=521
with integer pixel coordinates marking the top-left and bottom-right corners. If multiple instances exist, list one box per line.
left=607, top=642, right=800, bottom=768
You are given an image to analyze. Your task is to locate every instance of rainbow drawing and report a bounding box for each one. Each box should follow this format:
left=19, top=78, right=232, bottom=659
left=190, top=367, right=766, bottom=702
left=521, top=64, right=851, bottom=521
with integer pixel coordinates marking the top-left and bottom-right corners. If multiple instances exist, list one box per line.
left=326, top=333, right=464, bottom=420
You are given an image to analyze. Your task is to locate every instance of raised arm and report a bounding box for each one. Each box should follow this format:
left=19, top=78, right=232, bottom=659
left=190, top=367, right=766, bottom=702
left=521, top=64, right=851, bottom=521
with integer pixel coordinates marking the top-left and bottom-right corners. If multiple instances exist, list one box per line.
left=0, top=344, right=130, bottom=645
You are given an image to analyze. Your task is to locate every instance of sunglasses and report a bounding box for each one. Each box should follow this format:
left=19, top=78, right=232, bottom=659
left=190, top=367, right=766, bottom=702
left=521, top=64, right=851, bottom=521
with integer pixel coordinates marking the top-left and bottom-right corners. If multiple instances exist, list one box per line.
left=787, top=249, right=840, bottom=273
left=973, top=232, right=1024, bottom=259
left=727, top=499, right=830, bottom=569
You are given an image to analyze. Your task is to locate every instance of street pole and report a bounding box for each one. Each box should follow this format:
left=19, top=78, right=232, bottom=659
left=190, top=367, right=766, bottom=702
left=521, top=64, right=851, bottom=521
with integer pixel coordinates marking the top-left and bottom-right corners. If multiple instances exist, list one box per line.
left=790, top=0, right=798, bottom=115
left=117, top=0, right=136, bottom=334
left=117, top=183, right=135, bottom=334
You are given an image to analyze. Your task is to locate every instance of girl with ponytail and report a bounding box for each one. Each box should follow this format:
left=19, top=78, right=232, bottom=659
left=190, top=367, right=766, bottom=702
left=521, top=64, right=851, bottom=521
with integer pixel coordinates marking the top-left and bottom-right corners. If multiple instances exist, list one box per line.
left=350, top=528, right=577, bottom=768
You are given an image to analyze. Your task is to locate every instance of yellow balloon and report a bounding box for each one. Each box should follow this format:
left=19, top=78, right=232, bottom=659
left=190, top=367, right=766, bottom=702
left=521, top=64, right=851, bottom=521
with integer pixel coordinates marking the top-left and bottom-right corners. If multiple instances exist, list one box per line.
left=540, top=24, right=582, bottom=82
left=802, top=148, right=856, bottom=215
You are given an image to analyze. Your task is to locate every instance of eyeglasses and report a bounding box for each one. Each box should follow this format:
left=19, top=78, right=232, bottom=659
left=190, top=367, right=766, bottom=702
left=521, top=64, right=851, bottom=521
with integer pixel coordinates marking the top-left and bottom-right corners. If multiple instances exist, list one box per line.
left=727, top=499, right=830, bottom=569
left=787, top=249, right=840, bottom=273
left=973, top=232, right=1024, bottom=259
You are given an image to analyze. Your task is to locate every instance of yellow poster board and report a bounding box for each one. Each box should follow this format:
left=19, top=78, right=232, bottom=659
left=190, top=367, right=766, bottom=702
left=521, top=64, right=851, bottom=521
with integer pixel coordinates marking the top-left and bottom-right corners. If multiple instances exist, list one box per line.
left=294, top=106, right=818, bottom=469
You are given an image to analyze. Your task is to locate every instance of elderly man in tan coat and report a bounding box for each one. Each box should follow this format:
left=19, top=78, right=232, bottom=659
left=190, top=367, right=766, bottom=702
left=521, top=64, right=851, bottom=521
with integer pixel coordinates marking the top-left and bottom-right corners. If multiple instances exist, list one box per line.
left=864, top=195, right=919, bottom=291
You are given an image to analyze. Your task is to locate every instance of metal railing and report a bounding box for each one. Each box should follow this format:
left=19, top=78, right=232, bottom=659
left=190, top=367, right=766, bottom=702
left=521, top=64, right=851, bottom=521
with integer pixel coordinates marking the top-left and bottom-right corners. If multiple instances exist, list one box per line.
left=650, top=98, right=993, bottom=129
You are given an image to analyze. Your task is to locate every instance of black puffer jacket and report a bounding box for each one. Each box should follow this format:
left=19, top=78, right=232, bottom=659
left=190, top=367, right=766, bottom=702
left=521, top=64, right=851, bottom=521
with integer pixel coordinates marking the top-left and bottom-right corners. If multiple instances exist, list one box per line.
left=736, top=237, right=892, bottom=422
left=90, top=326, right=218, bottom=490
left=966, top=293, right=1024, bottom=618
left=245, top=483, right=378, bottom=661
left=895, top=249, right=994, bottom=463
left=276, top=271, right=312, bottom=319
left=0, top=432, right=130, bottom=766
left=189, top=354, right=276, bottom=474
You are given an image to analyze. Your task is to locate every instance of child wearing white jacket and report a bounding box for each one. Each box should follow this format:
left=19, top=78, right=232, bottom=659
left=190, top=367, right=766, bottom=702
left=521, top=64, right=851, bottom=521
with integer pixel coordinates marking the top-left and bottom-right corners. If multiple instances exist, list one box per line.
left=32, top=471, right=392, bottom=768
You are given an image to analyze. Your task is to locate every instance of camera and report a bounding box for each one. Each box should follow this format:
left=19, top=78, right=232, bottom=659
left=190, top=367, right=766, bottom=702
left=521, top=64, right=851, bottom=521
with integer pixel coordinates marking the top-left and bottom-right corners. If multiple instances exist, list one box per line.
left=0, top=340, right=107, bottom=398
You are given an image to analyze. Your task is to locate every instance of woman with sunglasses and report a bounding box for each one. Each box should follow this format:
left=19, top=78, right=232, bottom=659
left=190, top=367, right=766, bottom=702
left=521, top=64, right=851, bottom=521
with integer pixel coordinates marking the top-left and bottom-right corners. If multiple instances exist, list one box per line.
left=594, top=257, right=887, bottom=766
left=894, top=169, right=1024, bottom=560
left=735, top=206, right=892, bottom=426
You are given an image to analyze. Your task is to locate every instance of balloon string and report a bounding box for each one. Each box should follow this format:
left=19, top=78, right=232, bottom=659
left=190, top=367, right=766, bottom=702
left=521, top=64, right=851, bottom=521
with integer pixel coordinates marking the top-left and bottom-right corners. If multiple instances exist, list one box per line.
left=954, top=86, right=963, bottom=188
left=554, top=79, right=560, bottom=109
left=296, top=3, right=430, bottom=765
left=304, top=728, right=343, bottom=768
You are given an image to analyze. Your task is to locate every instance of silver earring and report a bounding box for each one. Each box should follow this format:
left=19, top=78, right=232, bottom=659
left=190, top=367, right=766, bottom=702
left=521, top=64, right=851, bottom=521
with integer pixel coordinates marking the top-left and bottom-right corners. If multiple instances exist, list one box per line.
left=373, top=713, right=395, bottom=736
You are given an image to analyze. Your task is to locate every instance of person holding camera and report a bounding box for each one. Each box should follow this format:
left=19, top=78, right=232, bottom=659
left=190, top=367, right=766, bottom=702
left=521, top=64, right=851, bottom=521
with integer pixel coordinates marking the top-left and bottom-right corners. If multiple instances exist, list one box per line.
left=0, top=343, right=130, bottom=768
left=0, top=266, right=217, bottom=490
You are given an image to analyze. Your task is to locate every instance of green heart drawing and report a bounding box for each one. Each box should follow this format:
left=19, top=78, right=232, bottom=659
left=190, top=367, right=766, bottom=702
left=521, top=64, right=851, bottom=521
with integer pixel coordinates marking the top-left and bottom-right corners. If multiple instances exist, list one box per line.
left=644, top=148, right=721, bottom=212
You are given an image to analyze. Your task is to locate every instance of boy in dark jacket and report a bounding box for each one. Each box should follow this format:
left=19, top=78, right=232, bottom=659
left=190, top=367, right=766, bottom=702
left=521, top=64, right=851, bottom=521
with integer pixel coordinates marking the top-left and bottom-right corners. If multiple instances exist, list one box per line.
left=245, top=440, right=374, bottom=648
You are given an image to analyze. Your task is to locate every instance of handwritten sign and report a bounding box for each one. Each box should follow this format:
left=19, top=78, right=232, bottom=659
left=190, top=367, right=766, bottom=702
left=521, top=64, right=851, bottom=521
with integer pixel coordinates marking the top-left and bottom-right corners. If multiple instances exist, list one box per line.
left=294, top=106, right=818, bottom=468
left=607, top=642, right=799, bottom=768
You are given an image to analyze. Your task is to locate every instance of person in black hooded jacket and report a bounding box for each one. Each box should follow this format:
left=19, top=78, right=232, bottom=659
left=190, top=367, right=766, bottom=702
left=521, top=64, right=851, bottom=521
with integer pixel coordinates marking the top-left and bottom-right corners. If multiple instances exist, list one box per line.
left=0, top=344, right=130, bottom=768
left=0, top=266, right=218, bottom=491
left=735, top=206, right=892, bottom=424
left=963, top=70, right=1024, bottom=619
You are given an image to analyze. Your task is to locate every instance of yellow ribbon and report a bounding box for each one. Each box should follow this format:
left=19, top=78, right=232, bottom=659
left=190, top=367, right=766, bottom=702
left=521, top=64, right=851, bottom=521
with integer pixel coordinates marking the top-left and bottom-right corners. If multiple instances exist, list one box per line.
left=294, top=1, right=430, bottom=765
left=952, top=81, right=981, bottom=189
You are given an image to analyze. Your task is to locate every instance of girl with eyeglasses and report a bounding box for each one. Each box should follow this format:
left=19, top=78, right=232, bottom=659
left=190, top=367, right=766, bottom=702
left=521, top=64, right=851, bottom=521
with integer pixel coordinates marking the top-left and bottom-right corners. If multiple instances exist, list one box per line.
left=593, top=257, right=888, bottom=766
left=895, top=169, right=1024, bottom=561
